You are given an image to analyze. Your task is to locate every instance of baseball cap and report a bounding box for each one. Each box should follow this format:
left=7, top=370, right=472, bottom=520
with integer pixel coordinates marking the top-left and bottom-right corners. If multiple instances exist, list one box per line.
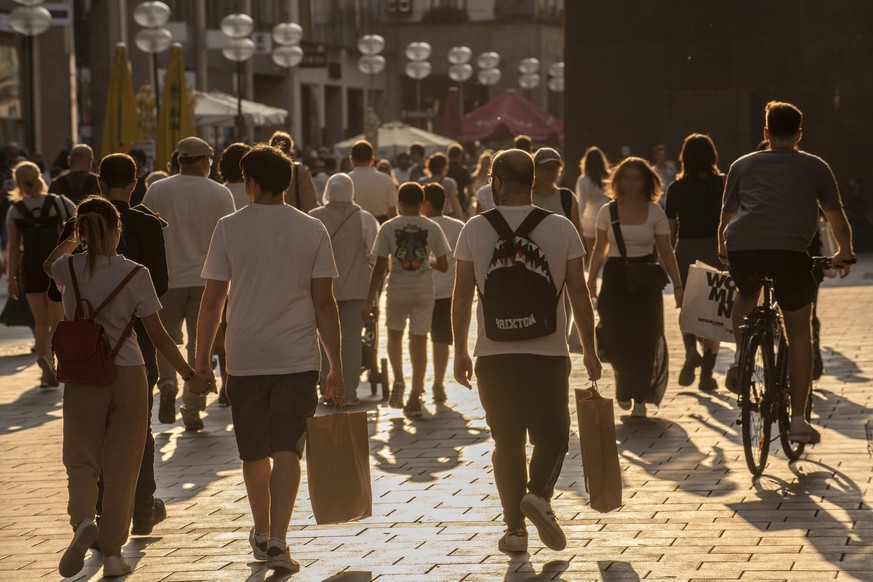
left=534, top=147, right=563, bottom=166
left=176, top=137, right=214, bottom=160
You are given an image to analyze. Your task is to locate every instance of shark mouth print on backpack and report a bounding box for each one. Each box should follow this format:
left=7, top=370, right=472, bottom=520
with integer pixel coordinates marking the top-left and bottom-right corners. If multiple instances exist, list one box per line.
left=394, top=226, right=429, bottom=271
left=480, top=208, right=561, bottom=342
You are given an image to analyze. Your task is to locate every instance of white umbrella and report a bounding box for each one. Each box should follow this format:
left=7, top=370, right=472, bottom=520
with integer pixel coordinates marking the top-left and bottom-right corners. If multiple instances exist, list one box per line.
left=193, top=90, right=288, bottom=127
left=333, top=121, right=455, bottom=157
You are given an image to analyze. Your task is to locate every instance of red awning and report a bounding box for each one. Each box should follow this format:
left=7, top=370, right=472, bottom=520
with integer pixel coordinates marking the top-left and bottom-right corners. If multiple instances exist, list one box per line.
left=461, top=90, right=563, bottom=144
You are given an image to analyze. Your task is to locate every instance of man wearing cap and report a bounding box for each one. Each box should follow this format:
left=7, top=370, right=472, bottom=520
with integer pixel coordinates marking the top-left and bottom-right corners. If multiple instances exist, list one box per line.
left=143, top=137, right=236, bottom=431
left=532, top=148, right=582, bottom=237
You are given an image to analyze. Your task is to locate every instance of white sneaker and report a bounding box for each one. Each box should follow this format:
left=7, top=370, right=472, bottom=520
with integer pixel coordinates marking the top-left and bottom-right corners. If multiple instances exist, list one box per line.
left=617, top=400, right=632, bottom=411
left=103, top=555, right=132, bottom=577
left=58, top=519, right=98, bottom=578
left=266, top=540, right=300, bottom=573
left=520, top=493, right=566, bottom=551
left=249, top=527, right=268, bottom=561
left=498, top=528, right=528, bottom=553
left=631, top=402, right=647, bottom=418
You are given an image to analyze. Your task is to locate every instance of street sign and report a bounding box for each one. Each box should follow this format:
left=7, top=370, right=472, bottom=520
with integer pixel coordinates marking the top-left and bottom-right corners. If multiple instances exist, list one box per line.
left=252, top=32, right=272, bottom=55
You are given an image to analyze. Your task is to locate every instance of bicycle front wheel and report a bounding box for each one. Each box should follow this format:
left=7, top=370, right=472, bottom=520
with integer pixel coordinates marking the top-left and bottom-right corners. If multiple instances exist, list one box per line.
left=740, top=332, right=773, bottom=477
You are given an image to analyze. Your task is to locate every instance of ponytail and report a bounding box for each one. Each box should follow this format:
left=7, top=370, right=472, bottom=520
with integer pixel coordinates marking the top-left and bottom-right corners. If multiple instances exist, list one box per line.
left=75, top=196, right=121, bottom=276
left=11, top=161, right=46, bottom=200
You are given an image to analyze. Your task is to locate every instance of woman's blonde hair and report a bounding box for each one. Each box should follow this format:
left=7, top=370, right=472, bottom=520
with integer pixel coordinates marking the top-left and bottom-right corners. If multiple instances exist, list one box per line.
left=75, top=196, right=121, bottom=276
left=11, top=161, right=47, bottom=200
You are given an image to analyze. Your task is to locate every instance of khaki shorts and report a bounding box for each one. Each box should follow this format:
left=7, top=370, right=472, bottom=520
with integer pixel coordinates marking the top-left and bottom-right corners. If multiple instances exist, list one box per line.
left=386, top=289, right=434, bottom=336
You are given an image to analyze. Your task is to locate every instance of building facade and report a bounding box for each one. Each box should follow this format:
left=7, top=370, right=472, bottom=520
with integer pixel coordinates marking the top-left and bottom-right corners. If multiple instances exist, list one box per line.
left=0, top=0, right=564, bottom=165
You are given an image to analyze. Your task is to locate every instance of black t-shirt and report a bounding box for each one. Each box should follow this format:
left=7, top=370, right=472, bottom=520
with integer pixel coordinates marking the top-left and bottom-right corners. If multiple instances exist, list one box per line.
left=665, top=174, right=724, bottom=240
left=447, top=161, right=472, bottom=195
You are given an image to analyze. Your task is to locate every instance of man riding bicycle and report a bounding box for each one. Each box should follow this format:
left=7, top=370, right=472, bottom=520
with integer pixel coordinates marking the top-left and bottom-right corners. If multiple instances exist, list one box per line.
left=718, top=101, right=854, bottom=444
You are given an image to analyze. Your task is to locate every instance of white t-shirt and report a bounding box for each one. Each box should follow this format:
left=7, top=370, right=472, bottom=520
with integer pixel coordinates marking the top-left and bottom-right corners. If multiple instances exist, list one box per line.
left=142, top=174, right=236, bottom=288
left=51, top=254, right=162, bottom=367
left=226, top=181, right=248, bottom=210
left=372, top=214, right=450, bottom=295
left=201, top=204, right=338, bottom=376
left=393, top=167, right=413, bottom=184
left=595, top=202, right=670, bottom=257
left=348, top=167, right=398, bottom=218
left=475, top=184, right=495, bottom=212
left=454, top=205, right=585, bottom=357
left=430, top=214, right=465, bottom=300
left=576, top=175, right=611, bottom=238
left=532, top=187, right=578, bottom=219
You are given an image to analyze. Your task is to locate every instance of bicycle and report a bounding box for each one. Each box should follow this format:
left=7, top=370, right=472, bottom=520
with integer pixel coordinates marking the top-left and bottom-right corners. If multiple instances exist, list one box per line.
left=736, top=256, right=849, bottom=477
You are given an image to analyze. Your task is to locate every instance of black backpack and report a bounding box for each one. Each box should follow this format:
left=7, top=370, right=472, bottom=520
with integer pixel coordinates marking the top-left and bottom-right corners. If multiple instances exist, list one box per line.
left=480, top=208, right=560, bottom=342
left=559, top=187, right=574, bottom=218
left=14, top=195, right=66, bottom=274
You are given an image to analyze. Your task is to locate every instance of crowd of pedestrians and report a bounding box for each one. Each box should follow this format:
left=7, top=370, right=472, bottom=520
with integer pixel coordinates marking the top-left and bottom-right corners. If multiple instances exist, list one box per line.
left=0, top=100, right=857, bottom=577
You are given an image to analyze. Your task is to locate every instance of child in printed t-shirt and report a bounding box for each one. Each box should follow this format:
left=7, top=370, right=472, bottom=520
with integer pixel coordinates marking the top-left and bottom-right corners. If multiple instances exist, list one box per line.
left=364, top=182, right=450, bottom=417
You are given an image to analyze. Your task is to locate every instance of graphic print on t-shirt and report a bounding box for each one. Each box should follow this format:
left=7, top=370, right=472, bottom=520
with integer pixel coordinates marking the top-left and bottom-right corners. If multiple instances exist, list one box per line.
left=394, top=225, right=429, bottom=271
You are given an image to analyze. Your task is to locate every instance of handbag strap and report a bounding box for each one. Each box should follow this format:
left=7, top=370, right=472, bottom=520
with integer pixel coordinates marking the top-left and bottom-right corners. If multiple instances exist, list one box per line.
left=608, top=201, right=629, bottom=260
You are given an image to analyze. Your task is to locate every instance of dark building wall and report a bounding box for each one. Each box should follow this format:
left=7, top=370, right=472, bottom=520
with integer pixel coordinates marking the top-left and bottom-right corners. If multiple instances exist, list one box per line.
left=565, top=1, right=873, bottom=239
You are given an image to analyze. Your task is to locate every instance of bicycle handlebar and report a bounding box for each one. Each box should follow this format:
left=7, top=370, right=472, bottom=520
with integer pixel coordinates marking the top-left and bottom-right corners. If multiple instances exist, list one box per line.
left=810, top=256, right=857, bottom=271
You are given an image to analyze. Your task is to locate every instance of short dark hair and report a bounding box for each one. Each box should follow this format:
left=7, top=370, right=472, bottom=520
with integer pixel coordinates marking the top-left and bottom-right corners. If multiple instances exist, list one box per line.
left=426, top=152, right=448, bottom=176
left=447, top=143, right=463, bottom=158
left=678, top=134, right=719, bottom=179
left=218, top=143, right=250, bottom=183
left=423, top=182, right=446, bottom=212
left=323, top=156, right=337, bottom=171
left=408, top=142, right=425, bottom=157
left=609, top=157, right=663, bottom=203
left=128, top=148, right=147, bottom=167
left=99, top=153, right=137, bottom=189
left=240, top=144, right=293, bottom=196
left=765, top=101, right=803, bottom=138
left=269, top=131, right=294, bottom=154
left=169, top=150, right=180, bottom=173
left=350, top=140, right=374, bottom=163
left=513, top=135, right=532, bottom=152
left=398, top=182, right=424, bottom=206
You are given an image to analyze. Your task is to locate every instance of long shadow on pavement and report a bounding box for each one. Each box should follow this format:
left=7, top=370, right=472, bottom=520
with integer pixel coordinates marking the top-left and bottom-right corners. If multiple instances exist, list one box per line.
left=730, top=460, right=873, bottom=582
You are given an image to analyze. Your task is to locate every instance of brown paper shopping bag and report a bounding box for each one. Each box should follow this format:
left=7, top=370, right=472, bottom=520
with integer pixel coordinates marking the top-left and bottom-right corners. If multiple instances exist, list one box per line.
left=575, top=383, right=623, bottom=513
left=305, top=411, right=372, bottom=525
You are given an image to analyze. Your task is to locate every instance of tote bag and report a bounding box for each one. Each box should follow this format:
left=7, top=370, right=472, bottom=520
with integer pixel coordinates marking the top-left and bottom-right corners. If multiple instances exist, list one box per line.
left=679, top=261, right=736, bottom=343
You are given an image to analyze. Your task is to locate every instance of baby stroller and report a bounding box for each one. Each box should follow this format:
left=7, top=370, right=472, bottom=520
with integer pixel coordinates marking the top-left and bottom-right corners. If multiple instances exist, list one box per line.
left=362, top=306, right=390, bottom=400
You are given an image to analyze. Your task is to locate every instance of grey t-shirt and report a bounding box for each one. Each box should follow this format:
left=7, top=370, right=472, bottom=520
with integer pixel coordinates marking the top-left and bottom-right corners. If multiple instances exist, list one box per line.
left=722, top=148, right=842, bottom=253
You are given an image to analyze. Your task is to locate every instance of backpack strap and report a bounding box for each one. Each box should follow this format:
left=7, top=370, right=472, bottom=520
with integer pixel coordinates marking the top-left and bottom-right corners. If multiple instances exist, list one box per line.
left=482, top=209, right=515, bottom=241
left=93, top=265, right=143, bottom=317
left=13, top=200, right=34, bottom=222
left=514, top=207, right=551, bottom=239
left=559, top=188, right=574, bottom=219
left=608, top=201, right=628, bottom=259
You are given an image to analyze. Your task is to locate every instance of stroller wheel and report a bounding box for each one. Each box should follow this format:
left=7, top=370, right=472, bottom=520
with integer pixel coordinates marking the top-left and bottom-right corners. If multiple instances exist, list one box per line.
left=380, top=358, right=390, bottom=400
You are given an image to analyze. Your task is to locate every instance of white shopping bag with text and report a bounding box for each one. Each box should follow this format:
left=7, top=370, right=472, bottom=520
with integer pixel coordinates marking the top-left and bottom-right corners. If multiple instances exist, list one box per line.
left=679, top=261, right=736, bottom=343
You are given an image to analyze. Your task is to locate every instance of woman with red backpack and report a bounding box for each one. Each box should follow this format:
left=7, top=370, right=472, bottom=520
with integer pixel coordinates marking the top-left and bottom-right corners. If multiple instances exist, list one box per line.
left=42, top=196, right=213, bottom=579
left=5, top=161, right=75, bottom=387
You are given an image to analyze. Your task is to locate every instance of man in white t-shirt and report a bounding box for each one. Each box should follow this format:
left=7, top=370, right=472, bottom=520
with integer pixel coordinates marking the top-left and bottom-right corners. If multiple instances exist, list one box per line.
left=195, top=145, right=342, bottom=575
left=452, top=149, right=602, bottom=555
left=142, top=136, right=236, bottom=430
left=421, top=182, right=464, bottom=404
left=363, top=182, right=450, bottom=417
left=347, top=140, right=398, bottom=223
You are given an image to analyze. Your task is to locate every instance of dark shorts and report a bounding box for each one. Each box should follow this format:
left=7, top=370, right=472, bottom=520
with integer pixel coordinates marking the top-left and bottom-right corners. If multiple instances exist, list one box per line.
left=227, top=371, right=319, bottom=461
left=431, top=297, right=453, bottom=345
left=728, top=250, right=817, bottom=312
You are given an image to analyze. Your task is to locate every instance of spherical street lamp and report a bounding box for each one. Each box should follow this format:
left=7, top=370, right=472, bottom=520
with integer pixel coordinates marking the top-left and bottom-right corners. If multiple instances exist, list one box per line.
left=221, top=14, right=256, bottom=140
left=478, top=68, right=502, bottom=86
left=358, top=34, right=386, bottom=56
left=8, top=5, right=52, bottom=36
left=405, top=41, right=432, bottom=63
left=518, top=58, right=541, bottom=75
left=447, top=46, right=472, bottom=65
left=272, top=22, right=303, bottom=46
left=519, top=73, right=541, bottom=90
left=272, top=45, right=304, bottom=68
left=132, top=1, right=171, bottom=28
left=9, top=2, right=53, bottom=154
left=135, top=28, right=173, bottom=55
left=476, top=52, right=501, bottom=71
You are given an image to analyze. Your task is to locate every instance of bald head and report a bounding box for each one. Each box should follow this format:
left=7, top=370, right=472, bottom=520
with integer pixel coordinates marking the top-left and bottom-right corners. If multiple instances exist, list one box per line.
left=69, top=144, right=94, bottom=171
left=490, top=149, right=534, bottom=206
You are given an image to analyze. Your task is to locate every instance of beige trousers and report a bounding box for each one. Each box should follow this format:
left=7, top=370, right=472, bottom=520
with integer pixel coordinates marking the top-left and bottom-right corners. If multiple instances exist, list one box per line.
left=156, top=286, right=205, bottom=412
left=63, top=366, right=148, bottom=556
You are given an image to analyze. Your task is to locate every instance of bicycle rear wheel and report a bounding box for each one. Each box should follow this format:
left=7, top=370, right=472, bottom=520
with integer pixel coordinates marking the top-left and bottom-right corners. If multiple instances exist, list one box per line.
left=740, top=332, right=773, bottom=476
left=778, top=337, right=813, bottom=460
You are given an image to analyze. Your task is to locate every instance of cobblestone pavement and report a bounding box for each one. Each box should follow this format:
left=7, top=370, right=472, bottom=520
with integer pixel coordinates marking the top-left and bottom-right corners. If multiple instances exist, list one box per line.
left=1, top=259, right=872, bottom=581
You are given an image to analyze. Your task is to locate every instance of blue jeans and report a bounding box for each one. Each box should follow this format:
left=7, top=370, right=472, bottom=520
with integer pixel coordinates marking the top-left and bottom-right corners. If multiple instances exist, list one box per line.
left=320, top=299, right=365, bottom=401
